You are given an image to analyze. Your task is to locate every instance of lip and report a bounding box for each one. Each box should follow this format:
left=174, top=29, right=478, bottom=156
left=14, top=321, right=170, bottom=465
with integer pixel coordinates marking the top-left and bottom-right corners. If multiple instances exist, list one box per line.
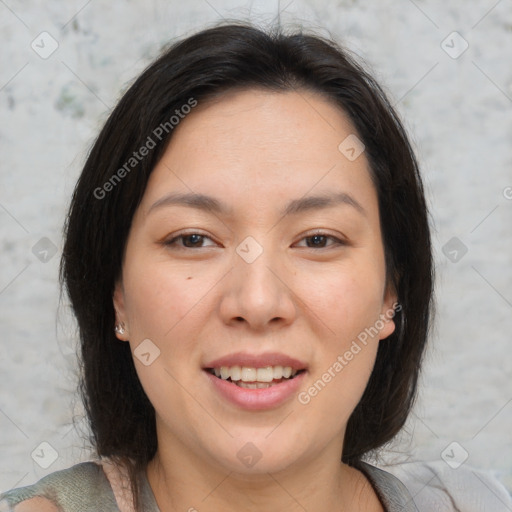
left=204, top=369, right=306, bottom=411
left=203, top=351, right=308, bottom=371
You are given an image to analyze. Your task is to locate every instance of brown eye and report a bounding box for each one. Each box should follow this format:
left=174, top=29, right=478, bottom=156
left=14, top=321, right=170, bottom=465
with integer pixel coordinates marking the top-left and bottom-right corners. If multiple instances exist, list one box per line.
left=306, top=235, right=329, bottom=248
left=164, top=232, right=216, bottom=249
left=181, top=234, right=206, bottom=248
left=296, top=232, right=346, bottom=249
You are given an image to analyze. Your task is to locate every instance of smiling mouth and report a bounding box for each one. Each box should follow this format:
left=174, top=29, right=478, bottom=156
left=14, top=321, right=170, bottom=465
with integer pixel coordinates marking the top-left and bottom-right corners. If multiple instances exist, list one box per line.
left=206, top=365, right=306, bottom=389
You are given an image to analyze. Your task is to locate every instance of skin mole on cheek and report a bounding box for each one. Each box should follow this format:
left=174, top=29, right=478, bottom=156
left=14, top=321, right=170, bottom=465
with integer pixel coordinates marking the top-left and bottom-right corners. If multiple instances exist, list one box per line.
left=186, top=276, right=193, bottom=280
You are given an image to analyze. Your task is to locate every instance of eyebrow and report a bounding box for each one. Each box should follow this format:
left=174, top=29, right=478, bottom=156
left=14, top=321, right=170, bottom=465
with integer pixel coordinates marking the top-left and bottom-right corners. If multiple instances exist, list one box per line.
left=283, top=192, right=366, bottom=217
left=147, top=192, right=232, bottom=216
left=147, top=191, right=366, bottom=217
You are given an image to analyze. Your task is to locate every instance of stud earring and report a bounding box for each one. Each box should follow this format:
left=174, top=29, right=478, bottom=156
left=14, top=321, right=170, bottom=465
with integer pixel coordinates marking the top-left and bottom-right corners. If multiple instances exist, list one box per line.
left=114, top=323, right=126, bottom=335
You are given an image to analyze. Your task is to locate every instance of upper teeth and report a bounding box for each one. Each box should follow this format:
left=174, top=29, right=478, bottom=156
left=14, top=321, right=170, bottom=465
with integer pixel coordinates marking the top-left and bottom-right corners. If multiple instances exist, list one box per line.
left=213, top=366, right=298, bottom=382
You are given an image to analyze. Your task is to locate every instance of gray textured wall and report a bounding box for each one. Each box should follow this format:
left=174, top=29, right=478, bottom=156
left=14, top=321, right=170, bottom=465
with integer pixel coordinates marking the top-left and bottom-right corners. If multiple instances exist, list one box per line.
left=1, top=0, right=511, bottom=498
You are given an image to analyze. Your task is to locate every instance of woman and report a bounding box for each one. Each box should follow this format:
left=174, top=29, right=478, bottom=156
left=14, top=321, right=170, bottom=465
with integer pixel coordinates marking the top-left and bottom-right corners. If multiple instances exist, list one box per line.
left=0, top=22, right=433, bottom=511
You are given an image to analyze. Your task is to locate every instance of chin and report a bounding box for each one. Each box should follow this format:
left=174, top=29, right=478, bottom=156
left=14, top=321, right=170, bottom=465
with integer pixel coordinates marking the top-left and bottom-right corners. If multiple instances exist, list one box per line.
left=202, top=431, right=313, bottom=476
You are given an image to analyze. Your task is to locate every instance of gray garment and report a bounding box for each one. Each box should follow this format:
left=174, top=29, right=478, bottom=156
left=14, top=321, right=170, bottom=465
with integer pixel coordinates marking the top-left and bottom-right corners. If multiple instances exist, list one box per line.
left=359, top=461, right=419, bottom=511
left=0, top=463, right=159, bottom=512
left=0, top=461, right=417, bottom=511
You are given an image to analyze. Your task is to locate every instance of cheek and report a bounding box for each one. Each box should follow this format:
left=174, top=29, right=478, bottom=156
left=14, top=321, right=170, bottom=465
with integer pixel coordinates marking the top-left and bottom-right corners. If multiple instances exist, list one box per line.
left=122, top=256, right=208, bottom=342
left=120, top=260, right=208, bottom=418
left=295, top=259, right=385, bottom=341
left=293, top=261, right=384, bottom=407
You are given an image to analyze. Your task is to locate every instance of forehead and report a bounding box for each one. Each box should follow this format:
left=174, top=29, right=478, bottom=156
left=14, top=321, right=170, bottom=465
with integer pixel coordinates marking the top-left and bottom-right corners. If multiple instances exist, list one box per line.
left=139, top=89, right=378, bottom=220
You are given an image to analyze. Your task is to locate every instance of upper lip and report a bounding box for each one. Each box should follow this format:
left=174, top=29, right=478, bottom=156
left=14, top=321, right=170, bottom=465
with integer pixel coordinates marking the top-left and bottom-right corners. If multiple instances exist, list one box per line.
left=204, top=352, right=308, bottom=371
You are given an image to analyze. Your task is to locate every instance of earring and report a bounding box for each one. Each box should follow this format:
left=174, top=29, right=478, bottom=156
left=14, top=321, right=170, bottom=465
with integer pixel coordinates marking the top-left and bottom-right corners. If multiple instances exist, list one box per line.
left=114, top=323, right=126, bottom=335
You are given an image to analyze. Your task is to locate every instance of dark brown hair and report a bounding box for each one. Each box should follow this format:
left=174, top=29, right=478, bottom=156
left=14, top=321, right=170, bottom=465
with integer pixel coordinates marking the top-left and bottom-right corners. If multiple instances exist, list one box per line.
left=60, top=21, right=434, bottom=508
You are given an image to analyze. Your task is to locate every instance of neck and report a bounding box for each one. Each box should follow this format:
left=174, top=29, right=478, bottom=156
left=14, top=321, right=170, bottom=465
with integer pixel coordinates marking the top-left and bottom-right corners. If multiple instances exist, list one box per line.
left=146, top=434, right=381, bottom=512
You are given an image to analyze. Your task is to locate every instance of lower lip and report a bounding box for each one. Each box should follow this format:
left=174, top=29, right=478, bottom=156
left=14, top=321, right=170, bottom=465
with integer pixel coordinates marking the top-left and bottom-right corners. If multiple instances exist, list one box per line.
left=204, top=370, right=306, bottom=411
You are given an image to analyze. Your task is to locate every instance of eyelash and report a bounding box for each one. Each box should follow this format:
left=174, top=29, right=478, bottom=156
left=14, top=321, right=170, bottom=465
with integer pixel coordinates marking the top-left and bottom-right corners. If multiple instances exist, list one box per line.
left=163, top=231, right=347, bottom=250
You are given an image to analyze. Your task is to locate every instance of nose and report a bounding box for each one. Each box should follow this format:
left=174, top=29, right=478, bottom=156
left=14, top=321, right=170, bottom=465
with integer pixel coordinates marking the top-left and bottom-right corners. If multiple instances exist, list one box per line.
left=218, top=244, right=297, bottom=331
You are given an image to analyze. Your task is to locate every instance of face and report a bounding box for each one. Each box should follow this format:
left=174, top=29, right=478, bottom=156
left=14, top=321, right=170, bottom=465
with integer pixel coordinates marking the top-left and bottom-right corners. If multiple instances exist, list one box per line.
left=113, top=88, right=397, bottom=475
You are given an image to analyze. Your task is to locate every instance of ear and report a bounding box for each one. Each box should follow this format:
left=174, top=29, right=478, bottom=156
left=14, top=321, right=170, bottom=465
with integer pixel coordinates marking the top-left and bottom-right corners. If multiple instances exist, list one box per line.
left=113, top=279, right=129, bottom=341
left=378, top=279, right=399, bottom=341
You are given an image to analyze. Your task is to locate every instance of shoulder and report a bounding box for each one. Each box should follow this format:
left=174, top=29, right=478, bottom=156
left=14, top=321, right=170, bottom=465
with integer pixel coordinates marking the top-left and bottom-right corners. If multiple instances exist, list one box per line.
left=0, top=462, right=119, bottom=512
left=384, top=460, right=512, bottom=512
left=357, top=461, right=419, bottom=512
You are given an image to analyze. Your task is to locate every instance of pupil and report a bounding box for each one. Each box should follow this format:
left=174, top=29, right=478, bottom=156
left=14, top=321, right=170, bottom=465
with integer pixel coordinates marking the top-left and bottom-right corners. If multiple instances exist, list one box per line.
left=183, top=234, right=203, bottom=247
left=309, top=235, right=326, bottom=248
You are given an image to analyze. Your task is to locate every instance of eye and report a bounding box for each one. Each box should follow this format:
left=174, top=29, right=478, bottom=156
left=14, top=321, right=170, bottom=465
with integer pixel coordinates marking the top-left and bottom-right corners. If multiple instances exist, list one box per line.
left=295, top=232, right=346, bottom=249
left=163, top=232, right=217, bottom=249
